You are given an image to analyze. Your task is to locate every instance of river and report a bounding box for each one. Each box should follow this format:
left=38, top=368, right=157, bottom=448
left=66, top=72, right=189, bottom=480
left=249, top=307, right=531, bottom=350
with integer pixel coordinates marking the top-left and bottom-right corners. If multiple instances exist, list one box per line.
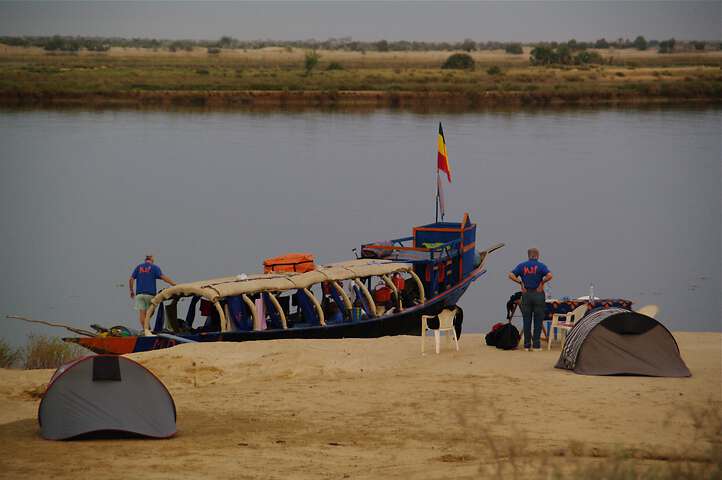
left=1, top=106, right=720, bottom=346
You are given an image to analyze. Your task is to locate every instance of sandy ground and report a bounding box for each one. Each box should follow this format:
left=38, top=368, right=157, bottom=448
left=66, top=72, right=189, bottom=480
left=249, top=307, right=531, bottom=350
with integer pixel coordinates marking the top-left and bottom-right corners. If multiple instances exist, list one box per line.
left=0, top=332, right=719, bottom=479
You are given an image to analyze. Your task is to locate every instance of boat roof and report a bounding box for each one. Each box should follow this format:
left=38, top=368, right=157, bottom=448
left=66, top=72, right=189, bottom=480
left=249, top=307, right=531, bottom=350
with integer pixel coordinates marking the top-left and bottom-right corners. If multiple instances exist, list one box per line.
left=151, top=259, right=415, bottom=305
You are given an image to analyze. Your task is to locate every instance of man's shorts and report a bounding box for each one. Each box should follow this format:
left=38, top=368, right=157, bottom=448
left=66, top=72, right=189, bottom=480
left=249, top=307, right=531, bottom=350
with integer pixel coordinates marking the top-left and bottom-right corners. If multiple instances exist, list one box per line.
left=134, top=294, right=154, bottom=311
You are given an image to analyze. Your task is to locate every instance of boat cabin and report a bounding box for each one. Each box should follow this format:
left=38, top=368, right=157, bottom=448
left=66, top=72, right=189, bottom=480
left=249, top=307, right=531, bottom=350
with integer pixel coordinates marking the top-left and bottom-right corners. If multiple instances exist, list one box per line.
left=360, top=213, right=480, bottom=298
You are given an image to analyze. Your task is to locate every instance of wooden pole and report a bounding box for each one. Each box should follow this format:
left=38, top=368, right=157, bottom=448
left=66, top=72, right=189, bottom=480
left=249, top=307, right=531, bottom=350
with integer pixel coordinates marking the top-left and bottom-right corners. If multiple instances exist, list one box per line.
left=5, top=315, right=96, bottom=337
left=435, top=171, right=439, bottom=223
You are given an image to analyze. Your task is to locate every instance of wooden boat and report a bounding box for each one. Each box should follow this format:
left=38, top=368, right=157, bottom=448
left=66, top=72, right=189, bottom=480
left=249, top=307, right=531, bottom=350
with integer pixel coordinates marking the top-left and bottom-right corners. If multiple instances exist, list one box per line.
left=65, top=213, right=503, bottom=354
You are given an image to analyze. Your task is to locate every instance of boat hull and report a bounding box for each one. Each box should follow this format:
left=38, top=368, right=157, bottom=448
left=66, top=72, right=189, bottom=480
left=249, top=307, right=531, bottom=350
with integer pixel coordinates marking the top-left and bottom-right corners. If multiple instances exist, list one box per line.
left=65, top=267, right=485, bottom=354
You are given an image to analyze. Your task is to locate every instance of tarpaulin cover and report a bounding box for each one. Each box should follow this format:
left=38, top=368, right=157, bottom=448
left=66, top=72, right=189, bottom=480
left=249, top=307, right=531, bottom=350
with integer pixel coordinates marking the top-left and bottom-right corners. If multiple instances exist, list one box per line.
left=150, top=259, right=418, bottom=305
left=555, top=308, right=691, bottom=377
left=38, top=355, right=176, bottom=440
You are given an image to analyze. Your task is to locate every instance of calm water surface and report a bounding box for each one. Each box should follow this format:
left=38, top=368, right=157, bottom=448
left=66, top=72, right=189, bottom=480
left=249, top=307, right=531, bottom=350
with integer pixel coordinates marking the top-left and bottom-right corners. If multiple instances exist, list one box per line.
left=1, top=107, right=720, bottom=345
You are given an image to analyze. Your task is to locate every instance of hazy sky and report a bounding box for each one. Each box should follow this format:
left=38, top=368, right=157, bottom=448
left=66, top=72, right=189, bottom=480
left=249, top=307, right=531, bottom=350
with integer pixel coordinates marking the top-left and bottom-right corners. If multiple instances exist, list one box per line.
left=0, top=1, right=720, bottom=42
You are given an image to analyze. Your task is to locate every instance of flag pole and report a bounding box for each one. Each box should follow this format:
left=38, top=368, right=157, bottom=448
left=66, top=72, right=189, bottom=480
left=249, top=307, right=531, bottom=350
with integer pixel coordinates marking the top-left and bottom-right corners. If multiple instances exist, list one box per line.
left=435, top=122, right=439, bottom=223
left=435, top=171, right=439, bottom=223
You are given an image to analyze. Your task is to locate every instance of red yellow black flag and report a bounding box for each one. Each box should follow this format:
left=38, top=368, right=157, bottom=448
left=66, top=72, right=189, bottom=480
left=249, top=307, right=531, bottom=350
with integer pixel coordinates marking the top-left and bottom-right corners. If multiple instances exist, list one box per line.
left=437, top=122, right=452, bottom=182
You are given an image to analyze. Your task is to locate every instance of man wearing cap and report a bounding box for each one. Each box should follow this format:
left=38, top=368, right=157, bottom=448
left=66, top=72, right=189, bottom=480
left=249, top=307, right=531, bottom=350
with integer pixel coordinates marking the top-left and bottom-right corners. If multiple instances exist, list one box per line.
left=508, top=248, right=553, bottom=351
left=129, top=255, right=177, bottom=330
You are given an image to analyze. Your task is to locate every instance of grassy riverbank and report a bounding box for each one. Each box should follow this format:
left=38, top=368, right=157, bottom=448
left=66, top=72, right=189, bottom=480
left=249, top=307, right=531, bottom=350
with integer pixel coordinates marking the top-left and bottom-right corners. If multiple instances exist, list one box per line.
left=1, top=46, right=721, bottom=108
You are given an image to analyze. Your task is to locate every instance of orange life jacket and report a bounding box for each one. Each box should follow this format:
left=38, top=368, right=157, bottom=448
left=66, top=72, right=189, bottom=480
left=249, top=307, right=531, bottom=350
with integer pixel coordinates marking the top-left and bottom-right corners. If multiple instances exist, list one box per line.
left=263, top=253, right=316, bottom=273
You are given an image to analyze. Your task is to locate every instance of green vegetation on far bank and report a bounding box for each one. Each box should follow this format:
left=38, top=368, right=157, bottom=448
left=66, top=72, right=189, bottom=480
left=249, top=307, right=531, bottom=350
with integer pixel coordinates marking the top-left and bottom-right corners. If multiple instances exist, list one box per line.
left=2, top=34, right=720, bottom=55
left=0, top=46, right=720, bottom=109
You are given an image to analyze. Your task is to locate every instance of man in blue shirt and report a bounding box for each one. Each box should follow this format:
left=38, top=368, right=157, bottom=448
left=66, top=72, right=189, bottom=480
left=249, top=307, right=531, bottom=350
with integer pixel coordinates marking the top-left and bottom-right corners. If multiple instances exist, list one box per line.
left=508, top=248, right=553, bottom=351
left=129, top=255, right=177, bottom=330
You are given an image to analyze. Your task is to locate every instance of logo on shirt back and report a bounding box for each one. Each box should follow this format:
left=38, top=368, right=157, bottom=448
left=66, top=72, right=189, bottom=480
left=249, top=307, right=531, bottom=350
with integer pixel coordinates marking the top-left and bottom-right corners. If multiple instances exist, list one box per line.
left=139, top=266, right=152, bottom=274
left=523, top=265, right=538, bottom=275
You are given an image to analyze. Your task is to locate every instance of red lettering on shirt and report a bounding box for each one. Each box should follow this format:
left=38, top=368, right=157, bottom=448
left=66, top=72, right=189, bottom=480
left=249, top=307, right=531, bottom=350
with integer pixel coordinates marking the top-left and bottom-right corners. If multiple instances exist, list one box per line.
left=523, top=265, right=538, bottom=275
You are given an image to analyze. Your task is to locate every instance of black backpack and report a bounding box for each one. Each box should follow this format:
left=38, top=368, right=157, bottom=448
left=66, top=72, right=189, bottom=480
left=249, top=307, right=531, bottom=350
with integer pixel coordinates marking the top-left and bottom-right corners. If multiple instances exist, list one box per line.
left=485, top=323, right=520, bottom=350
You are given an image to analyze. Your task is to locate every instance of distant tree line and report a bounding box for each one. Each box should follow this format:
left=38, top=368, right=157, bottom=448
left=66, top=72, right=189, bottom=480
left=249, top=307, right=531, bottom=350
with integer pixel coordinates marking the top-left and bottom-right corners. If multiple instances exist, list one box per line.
left=530, top=37, right=716, bottom=55
left=0, top=35, right=718, bottom=54
left=530, top=45, right=605, bottom=66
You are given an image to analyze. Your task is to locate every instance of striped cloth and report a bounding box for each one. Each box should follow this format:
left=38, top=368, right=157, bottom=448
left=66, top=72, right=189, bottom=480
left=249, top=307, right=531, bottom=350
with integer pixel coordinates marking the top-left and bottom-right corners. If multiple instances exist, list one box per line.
left=557, top=307, right=630, bottom=370
left=545, top=299, right=632, bottom=321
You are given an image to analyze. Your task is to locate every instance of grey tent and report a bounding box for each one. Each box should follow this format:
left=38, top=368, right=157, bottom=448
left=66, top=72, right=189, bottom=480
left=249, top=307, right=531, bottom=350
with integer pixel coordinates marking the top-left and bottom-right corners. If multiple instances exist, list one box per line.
left=39, top=355, right=176, bottom=440
left=555, top=308, right=691, bottom=377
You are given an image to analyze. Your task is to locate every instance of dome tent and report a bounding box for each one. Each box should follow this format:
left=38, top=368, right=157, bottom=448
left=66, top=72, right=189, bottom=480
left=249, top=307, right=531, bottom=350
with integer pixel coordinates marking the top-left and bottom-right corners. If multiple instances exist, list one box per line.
left=38, top=355, right=176, bottom=440
left=555, top=308, right=691, bottom=377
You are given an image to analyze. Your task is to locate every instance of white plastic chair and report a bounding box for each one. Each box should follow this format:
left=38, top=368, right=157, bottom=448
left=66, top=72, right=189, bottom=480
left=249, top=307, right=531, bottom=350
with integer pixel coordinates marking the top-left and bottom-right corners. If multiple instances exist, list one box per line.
left=421, top=308, right=459, bottom=354
left=635, top=304, right=659, bottom=318
left=547, top=303, right=588, bottom=350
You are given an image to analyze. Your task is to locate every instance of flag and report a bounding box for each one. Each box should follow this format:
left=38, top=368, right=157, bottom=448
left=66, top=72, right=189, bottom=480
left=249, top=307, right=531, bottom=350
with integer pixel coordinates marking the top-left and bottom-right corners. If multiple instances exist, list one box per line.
left=437, top=122, right=452, bottom=182
left=437, top=172, right=446, bottom=219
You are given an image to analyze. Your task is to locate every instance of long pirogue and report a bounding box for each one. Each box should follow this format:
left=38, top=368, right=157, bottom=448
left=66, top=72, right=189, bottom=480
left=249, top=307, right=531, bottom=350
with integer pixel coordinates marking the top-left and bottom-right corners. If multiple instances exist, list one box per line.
left=65, top=213, right=504, bottom=354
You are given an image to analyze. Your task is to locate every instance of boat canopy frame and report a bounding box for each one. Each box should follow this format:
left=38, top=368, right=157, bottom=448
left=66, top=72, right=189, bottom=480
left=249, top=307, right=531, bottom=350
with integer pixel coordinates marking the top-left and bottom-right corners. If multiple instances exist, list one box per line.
left=143, top=259, right=425, bottom=334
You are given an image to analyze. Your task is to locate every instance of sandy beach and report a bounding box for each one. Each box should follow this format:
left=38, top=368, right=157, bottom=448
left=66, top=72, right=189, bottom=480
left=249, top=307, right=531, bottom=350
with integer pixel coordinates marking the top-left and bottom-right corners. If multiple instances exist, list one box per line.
left=0, top=332, right=719, bottom=479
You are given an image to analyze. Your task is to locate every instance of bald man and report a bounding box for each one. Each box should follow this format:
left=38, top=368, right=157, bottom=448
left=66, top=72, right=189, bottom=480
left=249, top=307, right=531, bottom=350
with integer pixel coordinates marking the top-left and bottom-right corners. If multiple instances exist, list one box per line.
left=508, top=248, right=553, bottom=351
left=129, top=255, right=176, bottom=330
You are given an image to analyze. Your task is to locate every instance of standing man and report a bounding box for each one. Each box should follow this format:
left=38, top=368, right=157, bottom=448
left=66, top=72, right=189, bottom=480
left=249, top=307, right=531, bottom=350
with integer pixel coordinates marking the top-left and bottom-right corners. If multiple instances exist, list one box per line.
left=508, top=248, right=553, bottom=351
left=129, top=255, right=177, bottom=331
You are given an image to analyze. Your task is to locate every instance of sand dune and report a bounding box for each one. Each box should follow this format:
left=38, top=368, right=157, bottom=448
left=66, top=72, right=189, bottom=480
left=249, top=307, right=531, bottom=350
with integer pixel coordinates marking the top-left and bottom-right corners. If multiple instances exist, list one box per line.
left=0, top=332, right=719, bottom=479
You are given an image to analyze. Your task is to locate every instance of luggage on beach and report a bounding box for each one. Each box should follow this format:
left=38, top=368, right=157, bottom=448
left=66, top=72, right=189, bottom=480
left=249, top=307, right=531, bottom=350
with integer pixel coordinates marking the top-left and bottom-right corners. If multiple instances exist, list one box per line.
left=485, top=322, right=520, bottom=350
left=485, top=323, right=504, bottom=346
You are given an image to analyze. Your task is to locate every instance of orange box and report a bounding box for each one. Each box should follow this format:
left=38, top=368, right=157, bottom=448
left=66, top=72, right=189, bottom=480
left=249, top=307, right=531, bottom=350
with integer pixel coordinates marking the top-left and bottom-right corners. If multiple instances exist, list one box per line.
left=263, top=253, right=316, bottom=273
